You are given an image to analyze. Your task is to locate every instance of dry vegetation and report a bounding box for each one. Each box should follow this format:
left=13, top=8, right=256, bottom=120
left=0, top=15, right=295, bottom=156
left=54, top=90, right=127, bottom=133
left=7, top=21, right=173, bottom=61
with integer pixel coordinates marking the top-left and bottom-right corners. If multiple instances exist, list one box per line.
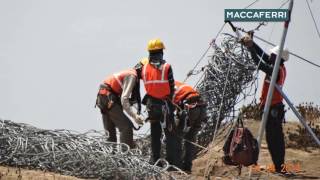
left=192, top=120, right=320, bottom=180
left=287, top=102, right=320, bottom=150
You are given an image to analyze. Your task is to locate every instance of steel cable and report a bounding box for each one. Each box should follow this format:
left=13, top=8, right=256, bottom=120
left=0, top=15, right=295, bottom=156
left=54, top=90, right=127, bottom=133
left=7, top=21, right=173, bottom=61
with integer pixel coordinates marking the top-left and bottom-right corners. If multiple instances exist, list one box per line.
left=195, top=34, right=258, bottom=147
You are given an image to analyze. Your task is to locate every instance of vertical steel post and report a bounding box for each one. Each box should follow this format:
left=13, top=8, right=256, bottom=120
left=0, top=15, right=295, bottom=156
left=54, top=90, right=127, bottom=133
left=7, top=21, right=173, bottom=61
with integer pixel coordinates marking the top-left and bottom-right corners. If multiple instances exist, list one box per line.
left=256, top=0, right=294, bottom=150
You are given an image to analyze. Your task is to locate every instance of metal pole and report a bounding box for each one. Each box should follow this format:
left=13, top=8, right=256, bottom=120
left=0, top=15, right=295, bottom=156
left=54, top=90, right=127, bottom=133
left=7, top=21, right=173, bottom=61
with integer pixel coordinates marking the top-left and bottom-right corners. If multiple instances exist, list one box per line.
left=275, top=84, right=320, bottom=146
left=256, top=0, right=294, bottom=150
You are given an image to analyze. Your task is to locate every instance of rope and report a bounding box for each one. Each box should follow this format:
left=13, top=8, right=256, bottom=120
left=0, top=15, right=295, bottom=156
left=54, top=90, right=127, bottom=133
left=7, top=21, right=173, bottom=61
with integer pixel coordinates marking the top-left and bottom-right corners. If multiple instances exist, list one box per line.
left=184, top=0, right=286, bottom=84
left=229, top=0, right=320, bottom=69
left=183, top=23, right=226, bottom=83
left=279, top=0, right=290, bottom=8
left=243, top=0, right=260, bottom=9
left=234, top=27, right=320, bottom=69
left=179, top=135, right=208, bottom=150
left=305, top=0, right=320, bottom=40
left=193, top=73, right=204, bottom=89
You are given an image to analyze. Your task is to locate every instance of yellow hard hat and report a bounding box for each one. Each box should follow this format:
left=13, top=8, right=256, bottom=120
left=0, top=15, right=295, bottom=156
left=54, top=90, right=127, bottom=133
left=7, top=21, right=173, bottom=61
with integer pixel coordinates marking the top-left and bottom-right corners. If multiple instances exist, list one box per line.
left=147, top=38, right=165, bottom=51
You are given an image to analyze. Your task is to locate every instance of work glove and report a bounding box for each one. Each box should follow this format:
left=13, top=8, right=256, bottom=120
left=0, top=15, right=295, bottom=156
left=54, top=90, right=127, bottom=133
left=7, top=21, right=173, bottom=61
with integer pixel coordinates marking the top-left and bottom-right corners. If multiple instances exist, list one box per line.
left=134, top=114, right=144, bottom=125
left=240, top=34, right=253, bottom=47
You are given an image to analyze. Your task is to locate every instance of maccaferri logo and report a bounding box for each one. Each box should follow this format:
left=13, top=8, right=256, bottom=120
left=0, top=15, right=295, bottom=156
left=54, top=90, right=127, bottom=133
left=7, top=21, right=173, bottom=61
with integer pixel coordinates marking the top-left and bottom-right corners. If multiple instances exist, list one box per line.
left=225, top=9, right=289, bottom=22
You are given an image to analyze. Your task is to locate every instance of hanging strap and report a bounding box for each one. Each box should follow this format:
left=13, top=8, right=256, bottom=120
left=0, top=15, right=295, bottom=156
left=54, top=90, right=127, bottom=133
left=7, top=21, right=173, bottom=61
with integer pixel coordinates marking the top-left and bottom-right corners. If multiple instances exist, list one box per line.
left=236, top=117, right=244, bottom=128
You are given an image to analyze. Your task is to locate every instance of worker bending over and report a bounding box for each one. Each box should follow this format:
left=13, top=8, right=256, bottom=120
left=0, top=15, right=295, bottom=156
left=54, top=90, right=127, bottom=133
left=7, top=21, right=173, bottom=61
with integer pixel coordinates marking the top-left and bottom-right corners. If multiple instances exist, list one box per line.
left=96, top=69, right=144, bottom=148
left=173, top=81, right=207, bottom=173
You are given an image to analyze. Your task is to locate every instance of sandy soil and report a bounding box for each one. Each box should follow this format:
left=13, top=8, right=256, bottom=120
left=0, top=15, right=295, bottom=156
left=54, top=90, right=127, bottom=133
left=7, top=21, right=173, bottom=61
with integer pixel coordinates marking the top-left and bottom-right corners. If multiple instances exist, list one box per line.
left=0, top=166, right=85, bottom=180
left=0, top=121, right=319, bottom=180
left=192, top=120, right=320, bottom=180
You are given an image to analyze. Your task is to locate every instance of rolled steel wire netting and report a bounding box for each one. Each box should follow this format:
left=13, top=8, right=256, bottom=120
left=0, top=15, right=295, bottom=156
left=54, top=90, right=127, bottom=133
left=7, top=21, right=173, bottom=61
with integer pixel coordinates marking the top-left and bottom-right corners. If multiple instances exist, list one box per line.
left=196, top=34, right=257, bottom=147
left=0, top=119, right=187, bottom=179
left=0, top=34, right=257, bottom=179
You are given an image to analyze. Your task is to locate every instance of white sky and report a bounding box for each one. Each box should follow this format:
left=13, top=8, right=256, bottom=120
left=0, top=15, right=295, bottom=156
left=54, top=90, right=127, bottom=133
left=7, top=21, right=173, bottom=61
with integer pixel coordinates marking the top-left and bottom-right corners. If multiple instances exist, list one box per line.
left=0, top=0, right=319, bottom=132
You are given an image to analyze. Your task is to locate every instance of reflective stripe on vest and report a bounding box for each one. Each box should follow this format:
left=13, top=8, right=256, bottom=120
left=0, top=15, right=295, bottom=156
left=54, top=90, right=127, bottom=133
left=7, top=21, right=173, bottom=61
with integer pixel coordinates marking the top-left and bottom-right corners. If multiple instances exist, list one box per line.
left=142, top=63, right=170, bottom=99
left=260, top=65, right=286, bottom=105
left=142, top=63, right=169, bottom=84
left=103, top=69, right=136, bottom=95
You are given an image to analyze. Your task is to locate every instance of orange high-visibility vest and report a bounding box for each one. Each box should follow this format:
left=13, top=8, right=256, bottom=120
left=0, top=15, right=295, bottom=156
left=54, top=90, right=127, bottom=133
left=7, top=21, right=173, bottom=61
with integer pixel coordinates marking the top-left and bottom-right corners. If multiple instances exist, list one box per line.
left=103, top=69, right=137, bottom=95
left=260, top=65, right=286, bottom=106
left=173, top=81, right=199, bottom=104
left=141, top=62, right=171, bottom=100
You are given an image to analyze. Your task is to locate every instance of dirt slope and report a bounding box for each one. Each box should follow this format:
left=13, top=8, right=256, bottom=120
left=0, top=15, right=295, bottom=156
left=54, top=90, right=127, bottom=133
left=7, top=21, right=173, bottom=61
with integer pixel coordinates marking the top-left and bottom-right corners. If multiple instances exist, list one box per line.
left=0, top=120, right=319, bottom=180
left=192, top=120, right=320, bottom=179
left=0, top=166, right=84, bottom=180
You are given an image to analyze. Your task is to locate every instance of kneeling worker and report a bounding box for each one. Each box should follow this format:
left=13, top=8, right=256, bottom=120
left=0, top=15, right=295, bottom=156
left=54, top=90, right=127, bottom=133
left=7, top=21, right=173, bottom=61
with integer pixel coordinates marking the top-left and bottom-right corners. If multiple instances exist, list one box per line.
left=173, top=81, right=207, bottom=173
left=96, top=69, right=144, bottom=148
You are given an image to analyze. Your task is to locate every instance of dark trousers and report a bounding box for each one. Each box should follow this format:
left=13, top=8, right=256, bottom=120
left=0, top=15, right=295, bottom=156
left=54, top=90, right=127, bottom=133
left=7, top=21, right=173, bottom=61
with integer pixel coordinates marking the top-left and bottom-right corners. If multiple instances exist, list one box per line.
left=181, top=105, right=206, bottom=172
left=144, top=94, right=182, bottom=167
left=182, top=128, right=197, bottom=172
left=102, top=103, right=134, bottom=148
left=150, top=122, right=162, bottom=162
left=265, top=103, right=285, bottom=172
left=150, top=121, right=182, bottom=168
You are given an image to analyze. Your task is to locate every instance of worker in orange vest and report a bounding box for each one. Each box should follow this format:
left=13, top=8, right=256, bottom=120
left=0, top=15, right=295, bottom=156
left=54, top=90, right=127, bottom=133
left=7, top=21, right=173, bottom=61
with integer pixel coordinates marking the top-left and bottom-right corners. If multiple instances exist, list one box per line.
left=134, top=38, right=180, bottom=167
left=242, top=34, right=288, bottom=173
left=96, top=69, right=144, bottom=148
left=173, top=81, right=207, bottom=173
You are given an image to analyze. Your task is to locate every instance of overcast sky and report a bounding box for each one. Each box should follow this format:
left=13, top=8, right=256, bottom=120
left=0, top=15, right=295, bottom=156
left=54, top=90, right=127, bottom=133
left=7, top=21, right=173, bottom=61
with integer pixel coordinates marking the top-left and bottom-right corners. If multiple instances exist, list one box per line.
left=1, top=0, right=319, bottom=132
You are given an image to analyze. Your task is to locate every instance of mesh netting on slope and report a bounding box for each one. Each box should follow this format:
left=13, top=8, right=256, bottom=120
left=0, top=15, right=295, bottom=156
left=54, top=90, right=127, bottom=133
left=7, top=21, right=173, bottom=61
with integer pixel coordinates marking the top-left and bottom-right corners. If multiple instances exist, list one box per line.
left=195, top=34, right=258, bottom=147
left=0, top=119, right=187, bottom=180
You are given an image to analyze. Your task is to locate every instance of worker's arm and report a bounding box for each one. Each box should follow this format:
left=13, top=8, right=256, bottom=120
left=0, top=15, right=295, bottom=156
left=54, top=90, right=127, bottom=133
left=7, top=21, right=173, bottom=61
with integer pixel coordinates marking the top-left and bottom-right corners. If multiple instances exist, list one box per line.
left=167, top=66, right=175, bottom=100
left=134, top=62, right=143, bottom=79
left=252, top=42, right=270, bottom=62
left=130, top=80, right=141, bottom=114
left=121, top=75, right=139, bottom=120
left=248, top=44, right=273, bottom=76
